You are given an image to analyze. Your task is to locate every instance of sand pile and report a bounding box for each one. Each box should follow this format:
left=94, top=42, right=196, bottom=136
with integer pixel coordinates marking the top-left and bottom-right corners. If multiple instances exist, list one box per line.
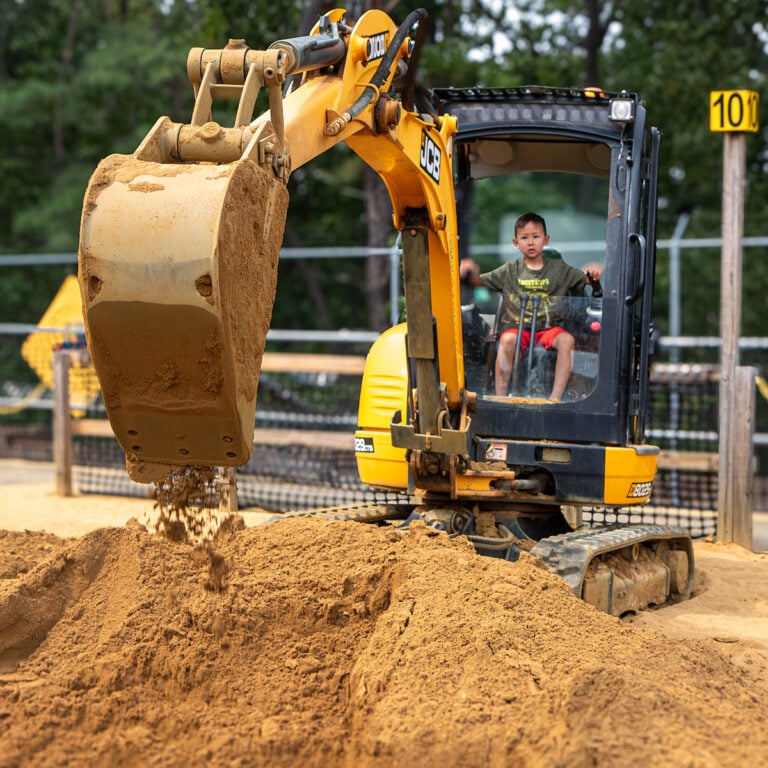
left=1, top=518, right=767, bottom=767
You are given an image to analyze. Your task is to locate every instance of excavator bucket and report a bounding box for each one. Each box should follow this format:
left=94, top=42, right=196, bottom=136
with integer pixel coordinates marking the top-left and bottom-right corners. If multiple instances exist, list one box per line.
left=78, top=153, right=288, bottom=477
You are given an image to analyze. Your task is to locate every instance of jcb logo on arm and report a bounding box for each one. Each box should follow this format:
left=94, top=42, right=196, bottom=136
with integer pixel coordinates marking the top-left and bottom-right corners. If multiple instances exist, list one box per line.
left=420, top=131, right=441, bottom=183
left=365, top=33, right=388, bottom=62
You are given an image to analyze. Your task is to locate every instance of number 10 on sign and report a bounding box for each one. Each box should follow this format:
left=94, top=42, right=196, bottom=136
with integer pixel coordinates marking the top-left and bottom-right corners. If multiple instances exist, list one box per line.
left=710, top=90, right=759, bottom=132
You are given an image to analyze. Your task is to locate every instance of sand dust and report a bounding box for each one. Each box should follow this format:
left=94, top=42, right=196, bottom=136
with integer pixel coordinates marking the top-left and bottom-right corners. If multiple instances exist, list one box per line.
left=151, top=464, right=221, bottom=544
left=1, top=496, right=768, bottom=767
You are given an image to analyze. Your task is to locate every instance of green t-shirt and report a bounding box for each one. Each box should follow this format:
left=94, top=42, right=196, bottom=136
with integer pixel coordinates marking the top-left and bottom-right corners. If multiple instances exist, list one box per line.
left=480, top=258, right=587, bottom=329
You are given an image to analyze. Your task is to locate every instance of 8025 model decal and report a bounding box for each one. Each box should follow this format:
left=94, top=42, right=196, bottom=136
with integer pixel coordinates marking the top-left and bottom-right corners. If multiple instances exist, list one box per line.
left=355, top=437, right=375, bottom=453
left=627, top=481, right=653, bottom=498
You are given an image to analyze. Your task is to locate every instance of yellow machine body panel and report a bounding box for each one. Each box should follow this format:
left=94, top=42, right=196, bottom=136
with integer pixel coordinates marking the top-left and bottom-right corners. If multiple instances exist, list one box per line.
left=603, top=446, right=659, bottom=505
left=355, top=324, right=409, bottom=490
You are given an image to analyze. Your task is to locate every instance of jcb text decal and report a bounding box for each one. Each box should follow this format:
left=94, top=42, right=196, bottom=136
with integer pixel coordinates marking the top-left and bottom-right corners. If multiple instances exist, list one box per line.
left=366, top=32, right=389, bottom=62
left=420, top=131, right=441, bottom=183
left=627, top=481, right=653, bottom=498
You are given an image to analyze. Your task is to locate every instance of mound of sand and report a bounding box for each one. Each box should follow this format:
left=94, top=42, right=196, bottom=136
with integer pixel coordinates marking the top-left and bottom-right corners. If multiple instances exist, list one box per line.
left=1, top=517, right=767, bottom=767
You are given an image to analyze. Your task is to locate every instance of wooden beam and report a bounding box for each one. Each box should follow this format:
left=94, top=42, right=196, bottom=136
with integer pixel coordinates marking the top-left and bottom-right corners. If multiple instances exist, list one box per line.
left=71, top=419, right=115, bottom=437
left=260, top=353, right=366, bottom=375
left=73, top=420, right=353, bottom=450
left=252, top=428, right=352, bottom=449
left=657, top=451, right=719, bottom=473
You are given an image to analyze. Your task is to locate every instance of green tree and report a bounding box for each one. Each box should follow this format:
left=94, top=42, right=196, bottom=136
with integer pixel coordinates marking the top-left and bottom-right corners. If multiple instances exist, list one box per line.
left=2, top=0, right=767, bottom=338
left=606, top=0, right=768, bottom=336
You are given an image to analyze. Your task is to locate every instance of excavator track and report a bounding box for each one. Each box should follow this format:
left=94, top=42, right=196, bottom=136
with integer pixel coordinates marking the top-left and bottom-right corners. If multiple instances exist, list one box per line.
left=530, top=524, right=694, bottom=615
left=269, top=503, right=415, bottom=524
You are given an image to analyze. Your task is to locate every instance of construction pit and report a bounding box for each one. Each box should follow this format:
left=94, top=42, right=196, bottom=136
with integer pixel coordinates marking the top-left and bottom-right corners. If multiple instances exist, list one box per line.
left=0, top=475, right=767, bottom=767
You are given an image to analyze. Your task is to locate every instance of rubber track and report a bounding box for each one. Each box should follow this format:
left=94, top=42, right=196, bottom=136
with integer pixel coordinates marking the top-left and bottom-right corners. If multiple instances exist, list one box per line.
left=529, top=524, right=692, bottom=596
left=272, top=504, right=412, bottom=523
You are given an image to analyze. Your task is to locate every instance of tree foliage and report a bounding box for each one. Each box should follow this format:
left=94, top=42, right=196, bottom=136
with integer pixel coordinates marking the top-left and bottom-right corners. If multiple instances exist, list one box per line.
left=1, top=0, right=766, bottom=335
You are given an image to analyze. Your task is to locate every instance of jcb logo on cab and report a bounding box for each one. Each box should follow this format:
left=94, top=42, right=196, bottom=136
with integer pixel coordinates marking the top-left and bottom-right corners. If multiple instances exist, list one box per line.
left=420, top=132, right=441, bottom=183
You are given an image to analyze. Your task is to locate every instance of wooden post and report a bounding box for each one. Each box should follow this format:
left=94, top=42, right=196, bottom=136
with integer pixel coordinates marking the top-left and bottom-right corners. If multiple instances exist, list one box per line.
left=710, top=89, right=759, bottom=547
left=52, top=349, right=73, bottom=496
left=718, top=366, right=756, bottom=549
left=220, top=466, right=238, bottom=512
left=717, top=131, right=748, bottom=545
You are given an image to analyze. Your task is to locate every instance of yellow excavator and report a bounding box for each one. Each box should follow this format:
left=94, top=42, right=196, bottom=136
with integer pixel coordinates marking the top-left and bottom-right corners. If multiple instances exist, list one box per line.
left=78, top=7, right=693, bottom=615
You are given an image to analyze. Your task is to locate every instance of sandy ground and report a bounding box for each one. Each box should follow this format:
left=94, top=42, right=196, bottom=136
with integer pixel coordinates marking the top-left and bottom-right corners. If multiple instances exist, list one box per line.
left=1, top=458, right=768, bottom=766
left=1, top=457, right=767, bottom=674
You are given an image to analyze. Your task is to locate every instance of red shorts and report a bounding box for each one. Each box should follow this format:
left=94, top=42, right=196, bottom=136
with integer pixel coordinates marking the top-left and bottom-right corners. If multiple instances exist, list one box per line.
left=500, top=326, right=565, bottom=351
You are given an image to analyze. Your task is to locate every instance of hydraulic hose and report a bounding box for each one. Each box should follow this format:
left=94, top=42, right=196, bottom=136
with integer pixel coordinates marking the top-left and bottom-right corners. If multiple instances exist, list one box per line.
left=326, top=8, right=428, bottom=134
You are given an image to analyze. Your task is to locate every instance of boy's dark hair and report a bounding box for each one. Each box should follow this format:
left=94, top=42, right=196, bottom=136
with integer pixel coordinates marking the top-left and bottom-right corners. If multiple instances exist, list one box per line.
left=514, top=212, right=547, bottom=235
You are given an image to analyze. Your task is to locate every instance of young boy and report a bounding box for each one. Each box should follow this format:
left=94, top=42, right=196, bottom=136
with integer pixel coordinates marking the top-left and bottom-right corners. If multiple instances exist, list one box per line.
left=460, top=212, right=601, bottom=401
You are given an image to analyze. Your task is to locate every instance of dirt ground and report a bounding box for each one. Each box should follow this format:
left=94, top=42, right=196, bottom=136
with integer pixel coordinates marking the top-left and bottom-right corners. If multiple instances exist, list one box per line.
left=1, top=461, right=768, bottom=767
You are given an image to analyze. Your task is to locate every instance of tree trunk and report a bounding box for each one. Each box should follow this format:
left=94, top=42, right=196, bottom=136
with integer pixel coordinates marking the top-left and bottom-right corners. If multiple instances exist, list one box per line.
left=364, top=167, right=394, bottom=331
left=52, top=0, right=79, bottom=158
left=583, top=0, right=612, bottom=87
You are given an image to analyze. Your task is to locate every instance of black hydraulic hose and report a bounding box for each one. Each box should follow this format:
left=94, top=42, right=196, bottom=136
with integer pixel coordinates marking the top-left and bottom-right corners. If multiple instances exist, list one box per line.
left=326, top=8, right=428, bottom=134
left=399, top=12, right=429, bottom=113
left=511, top=294, right=529, bottom=393
left=526, top=294, right=541, bottom=392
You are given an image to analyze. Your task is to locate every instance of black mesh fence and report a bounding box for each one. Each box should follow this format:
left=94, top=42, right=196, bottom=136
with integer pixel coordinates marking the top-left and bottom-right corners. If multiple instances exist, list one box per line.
left=2, top=347, right=768, bottom=539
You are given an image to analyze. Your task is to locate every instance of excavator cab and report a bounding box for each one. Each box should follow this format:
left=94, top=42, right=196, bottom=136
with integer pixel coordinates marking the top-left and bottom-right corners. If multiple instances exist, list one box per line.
left=359, top=87, right=662, bottom=511
left=446, top=87, right=660, bottom=505
left=450, top=88, right=651, bottom=416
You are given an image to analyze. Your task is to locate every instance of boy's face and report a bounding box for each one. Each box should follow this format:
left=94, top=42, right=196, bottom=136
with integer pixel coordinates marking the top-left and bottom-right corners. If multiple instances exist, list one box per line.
left=513, top=221, right=549, bottom=261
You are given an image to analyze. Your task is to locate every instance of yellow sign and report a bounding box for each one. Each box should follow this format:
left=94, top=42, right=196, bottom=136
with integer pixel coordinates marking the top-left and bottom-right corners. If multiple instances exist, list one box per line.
left=710, top=90, right=759, bottom=132
left=21, top=275, right=100, bottom=412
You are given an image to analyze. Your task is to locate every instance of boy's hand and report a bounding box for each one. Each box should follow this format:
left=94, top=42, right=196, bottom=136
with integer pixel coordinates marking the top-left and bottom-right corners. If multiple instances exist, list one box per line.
left=459, top=258, right=481, bottom=284
left=582, top=261, right=603, bottom=282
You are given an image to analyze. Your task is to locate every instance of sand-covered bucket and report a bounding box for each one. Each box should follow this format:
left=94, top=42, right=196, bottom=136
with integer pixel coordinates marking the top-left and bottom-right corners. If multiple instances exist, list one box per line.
left=78, top=152, right=288, bottom=475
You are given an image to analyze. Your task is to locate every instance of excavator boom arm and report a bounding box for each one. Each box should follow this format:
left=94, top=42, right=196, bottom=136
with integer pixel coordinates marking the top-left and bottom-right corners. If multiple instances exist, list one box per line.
left=78, top=8, right=465, bottom=480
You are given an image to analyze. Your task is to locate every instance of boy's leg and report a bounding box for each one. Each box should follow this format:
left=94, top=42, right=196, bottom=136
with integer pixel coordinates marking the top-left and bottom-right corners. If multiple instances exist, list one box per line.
left=548, top=330, right=575, bottom=401
left=495, top=330, right=519, bottom=396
